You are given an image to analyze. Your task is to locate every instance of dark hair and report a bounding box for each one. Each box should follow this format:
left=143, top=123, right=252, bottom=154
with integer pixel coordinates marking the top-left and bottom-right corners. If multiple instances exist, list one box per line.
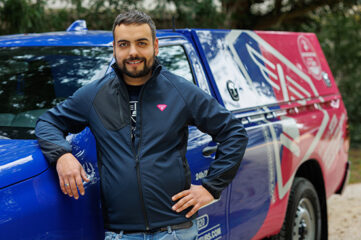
left=112, top=10, right=156, bottom=41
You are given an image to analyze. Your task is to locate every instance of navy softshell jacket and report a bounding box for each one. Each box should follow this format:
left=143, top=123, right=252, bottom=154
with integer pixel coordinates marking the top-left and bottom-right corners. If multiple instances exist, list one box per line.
left=35, top=62, right=248, bottom=231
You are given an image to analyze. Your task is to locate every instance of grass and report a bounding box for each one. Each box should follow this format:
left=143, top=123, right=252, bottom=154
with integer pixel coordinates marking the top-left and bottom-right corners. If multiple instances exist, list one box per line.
left=349, top=148, right=361, bottom=184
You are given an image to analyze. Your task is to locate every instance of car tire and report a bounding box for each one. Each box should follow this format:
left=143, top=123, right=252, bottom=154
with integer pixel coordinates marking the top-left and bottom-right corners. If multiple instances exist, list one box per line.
left=273, top=177, right=322, bottom=240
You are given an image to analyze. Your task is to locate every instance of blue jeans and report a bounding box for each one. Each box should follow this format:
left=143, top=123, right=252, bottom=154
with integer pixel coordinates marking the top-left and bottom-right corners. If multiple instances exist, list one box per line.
left=104, top=220, right=198, bottom=240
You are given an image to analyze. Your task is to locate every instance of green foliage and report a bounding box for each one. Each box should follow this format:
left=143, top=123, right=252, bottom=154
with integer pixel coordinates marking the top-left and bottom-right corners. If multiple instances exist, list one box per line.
left=348, top=148, right=361, bottom=183
left=0, top=0, right=47, bottom=34
left=0, top=0, right=141, bottom=34
left=298, top=4, right=361, bottom=145
left=149, top=0, right=225, bottom=29
left=74, top=0, right=142, bottom=30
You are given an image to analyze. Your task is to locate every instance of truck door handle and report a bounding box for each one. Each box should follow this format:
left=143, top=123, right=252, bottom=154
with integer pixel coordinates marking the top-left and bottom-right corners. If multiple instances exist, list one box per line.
left=202, top=145, right=218, bottom=157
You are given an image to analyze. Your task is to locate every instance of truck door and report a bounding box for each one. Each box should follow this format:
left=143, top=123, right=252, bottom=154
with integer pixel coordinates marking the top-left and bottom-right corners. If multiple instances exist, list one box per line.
left=157, top=37, right=228, bottom=240
left=188, top=29, right=284, bottom=240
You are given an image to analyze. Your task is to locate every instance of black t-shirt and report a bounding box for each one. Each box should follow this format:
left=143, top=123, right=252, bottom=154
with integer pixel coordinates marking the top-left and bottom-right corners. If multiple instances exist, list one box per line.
left=125, top=84, right=143, bottom=144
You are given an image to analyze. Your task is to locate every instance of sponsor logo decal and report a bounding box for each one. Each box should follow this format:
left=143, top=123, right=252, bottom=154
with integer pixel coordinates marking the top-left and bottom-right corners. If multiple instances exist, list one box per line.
left=298, top=35, right=322, bottom=80
left=226, top=80, right=239, bottom=101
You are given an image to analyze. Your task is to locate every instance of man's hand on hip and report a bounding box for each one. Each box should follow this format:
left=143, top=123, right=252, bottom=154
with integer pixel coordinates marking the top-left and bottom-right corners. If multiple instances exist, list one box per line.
left=172, top=184, right=214, bottom=218
left=56, top=153, right=89, bottom=199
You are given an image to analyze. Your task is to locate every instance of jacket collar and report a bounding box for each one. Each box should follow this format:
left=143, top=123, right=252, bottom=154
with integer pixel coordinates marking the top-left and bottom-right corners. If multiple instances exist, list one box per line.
left=111, top=58, right=162, bottom=87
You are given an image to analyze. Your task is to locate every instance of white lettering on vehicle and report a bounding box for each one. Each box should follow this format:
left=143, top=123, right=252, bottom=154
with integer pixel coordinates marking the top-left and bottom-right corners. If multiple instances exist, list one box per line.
left=297, top=35, right=322, bottom=80
left=197, top=224, right=222, bottom=240
left=196, top=214, right=209, bottom=231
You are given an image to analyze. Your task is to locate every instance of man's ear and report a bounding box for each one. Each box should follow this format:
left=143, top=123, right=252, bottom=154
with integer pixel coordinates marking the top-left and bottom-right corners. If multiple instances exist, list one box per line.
left=154, top=38, right=159, bottom=56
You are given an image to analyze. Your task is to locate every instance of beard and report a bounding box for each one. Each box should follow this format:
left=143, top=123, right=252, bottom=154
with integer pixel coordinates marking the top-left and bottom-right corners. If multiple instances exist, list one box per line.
left=116, top=54, right=155, bottom=79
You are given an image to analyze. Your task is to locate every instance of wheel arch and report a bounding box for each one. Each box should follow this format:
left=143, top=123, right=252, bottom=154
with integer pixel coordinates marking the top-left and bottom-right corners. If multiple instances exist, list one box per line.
left=295, top=159, right=328, bottom=240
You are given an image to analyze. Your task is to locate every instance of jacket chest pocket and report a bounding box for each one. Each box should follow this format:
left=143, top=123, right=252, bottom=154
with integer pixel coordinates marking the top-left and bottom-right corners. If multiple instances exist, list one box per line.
left=93, top=90, right=129, bottom=131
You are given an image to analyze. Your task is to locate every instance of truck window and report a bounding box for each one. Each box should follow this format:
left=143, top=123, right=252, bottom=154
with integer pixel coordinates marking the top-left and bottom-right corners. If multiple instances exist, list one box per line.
left=157, top=45, right=195, bottom=84
left=0, top=46, right=113, bottom=139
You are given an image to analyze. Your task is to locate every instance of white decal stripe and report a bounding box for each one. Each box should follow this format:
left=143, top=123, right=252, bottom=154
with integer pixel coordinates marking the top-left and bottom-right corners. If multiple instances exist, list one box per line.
left=281, top=117, right=300, bottom=139
left=277, top=64, right=289, bottom=101
left=268, top=124, right=292, bottom=199
left=246, top=44, right=280, bottom=90
left=325, top=128, right=342, bottom=169
left=286, top=75, right=311, bottom=97
left=288, top=85, right=304, bottom=99
left=246, top=43, right=276, bottom=70
left=297, top=99, right=307, bottom=105
left=225, top=31, right=253, bottom=86
left=324, top=114, right=345, bottom=169
left=323, top=116, right=339, bottom=162
left=75, top=150, right=85, bottom=157
left=280, top=134, right=300, bottom=157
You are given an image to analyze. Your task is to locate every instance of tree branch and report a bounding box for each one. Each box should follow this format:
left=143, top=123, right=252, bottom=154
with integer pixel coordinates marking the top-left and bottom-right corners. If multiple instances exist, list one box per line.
left=253, top=0, right=347, bottom=29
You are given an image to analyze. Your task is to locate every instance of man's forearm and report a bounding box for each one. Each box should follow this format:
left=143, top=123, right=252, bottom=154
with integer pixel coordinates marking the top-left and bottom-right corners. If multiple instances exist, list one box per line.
left=35, top=119, right=72, bottom=165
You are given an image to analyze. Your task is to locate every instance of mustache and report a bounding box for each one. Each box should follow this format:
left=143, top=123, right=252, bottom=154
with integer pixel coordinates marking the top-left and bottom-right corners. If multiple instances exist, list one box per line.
left=124, top=57, right=146, bottom=62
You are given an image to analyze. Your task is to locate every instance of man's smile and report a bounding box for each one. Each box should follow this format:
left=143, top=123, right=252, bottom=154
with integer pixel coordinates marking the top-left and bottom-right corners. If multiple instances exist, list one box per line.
left=126, top=58, right=144, bottom=66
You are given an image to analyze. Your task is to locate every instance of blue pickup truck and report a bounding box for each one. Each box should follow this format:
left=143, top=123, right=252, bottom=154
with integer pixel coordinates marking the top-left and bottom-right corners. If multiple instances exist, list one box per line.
left=0, top=21, right=349, bottom=240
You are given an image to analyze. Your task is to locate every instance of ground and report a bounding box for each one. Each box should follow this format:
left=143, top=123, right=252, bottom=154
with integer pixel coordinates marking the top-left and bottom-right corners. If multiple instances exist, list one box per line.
left=328, top=183, right=361, bottom=239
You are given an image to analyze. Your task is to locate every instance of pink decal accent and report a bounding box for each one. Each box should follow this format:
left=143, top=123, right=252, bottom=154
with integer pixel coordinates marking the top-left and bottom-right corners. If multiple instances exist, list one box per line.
left=157, top=104, right=167, bottom=111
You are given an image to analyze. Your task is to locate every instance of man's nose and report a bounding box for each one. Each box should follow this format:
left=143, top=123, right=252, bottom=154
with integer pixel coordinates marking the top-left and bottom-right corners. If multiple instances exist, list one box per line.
left=128, top=44, right=138, bottom=57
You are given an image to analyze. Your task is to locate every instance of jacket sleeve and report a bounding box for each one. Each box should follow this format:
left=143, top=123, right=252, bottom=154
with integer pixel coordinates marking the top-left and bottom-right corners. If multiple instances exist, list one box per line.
left=183, top=83, right=248, bottom=199
left=35, top=85, right=92, bottom=165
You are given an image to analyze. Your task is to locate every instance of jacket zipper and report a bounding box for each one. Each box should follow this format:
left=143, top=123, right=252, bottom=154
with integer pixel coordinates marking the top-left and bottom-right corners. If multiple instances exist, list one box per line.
left=135, top=85, right=151, bottom=230
left=125, top=84, right=150, bottom=230
left=135, top=156, right=150, bottom=230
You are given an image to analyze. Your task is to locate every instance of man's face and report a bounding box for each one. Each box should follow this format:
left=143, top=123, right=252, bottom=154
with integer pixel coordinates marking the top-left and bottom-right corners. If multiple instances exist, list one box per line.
left=113, top=23, right=159, bottom=82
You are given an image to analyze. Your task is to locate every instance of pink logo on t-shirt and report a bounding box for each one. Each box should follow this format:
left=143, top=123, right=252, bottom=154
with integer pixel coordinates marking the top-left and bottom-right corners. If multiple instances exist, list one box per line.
left=157, top=104, right=167, bottom=111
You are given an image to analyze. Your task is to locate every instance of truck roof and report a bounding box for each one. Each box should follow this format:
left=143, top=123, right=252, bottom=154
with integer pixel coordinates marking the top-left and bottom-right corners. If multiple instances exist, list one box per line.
left=0, top=29, right=184, bottom=47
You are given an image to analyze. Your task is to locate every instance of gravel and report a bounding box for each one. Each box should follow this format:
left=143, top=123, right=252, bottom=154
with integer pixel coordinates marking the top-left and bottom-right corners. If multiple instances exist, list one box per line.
left=328, top=183, right=361, bottom=239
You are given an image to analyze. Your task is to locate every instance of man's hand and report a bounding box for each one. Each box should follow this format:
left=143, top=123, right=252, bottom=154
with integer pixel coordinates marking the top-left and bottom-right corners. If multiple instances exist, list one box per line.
left=56, top=153, right=89, bottom=199
left=172, top=185, right=214, bottom=218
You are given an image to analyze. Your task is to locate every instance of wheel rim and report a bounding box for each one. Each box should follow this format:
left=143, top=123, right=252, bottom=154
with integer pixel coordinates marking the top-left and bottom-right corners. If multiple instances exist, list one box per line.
left=292, top=198, right=316, bottom=240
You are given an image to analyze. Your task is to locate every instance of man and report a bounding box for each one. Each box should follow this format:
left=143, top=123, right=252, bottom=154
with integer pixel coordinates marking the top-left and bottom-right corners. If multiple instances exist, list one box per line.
left=35, top=10, right=248, bottom=240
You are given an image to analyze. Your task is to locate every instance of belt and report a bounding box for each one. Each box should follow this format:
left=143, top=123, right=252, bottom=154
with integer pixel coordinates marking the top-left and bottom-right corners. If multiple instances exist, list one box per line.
left=109, top=221, right=193, bottom=234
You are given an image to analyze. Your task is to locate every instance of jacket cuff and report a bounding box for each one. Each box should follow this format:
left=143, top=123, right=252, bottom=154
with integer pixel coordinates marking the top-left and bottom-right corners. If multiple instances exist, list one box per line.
left=202, top=182, right=221, bottom=199
left=50, top=148, right=72, bottom=165
left=37, top=138, right=72, bottom=165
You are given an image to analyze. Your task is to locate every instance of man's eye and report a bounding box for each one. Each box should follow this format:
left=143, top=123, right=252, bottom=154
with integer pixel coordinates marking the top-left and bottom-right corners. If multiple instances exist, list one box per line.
left=119, top=42, right=128, bottom=47
left=138, top=42, right=147, bottom=46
